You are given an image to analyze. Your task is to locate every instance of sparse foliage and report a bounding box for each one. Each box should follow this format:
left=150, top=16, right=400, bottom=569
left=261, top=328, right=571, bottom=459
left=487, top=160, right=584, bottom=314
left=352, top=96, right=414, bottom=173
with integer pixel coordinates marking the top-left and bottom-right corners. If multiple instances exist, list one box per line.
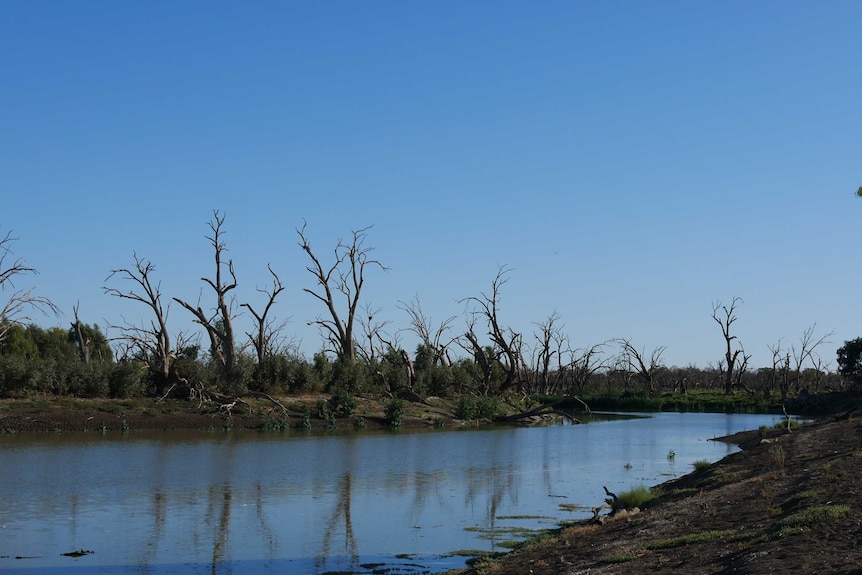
left=0, top=230, right=60, bottom=345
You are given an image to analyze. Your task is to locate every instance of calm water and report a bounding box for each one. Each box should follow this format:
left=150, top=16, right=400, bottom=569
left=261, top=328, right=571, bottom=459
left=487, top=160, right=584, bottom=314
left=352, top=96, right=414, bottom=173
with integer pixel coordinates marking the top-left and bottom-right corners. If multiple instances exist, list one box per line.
left=0, top=412, right=788, bottom=574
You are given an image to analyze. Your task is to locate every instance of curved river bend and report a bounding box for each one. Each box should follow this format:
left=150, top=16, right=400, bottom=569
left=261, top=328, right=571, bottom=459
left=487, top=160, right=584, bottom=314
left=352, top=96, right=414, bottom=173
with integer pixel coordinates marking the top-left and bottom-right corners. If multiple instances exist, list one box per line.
left=0, top=412, right=789, bottom=574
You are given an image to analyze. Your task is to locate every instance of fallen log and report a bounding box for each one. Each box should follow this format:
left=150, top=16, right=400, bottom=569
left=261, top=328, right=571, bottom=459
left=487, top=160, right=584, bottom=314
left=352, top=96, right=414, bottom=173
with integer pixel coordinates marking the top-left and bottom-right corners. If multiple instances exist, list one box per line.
left=494, top=397, right=586, bottom=425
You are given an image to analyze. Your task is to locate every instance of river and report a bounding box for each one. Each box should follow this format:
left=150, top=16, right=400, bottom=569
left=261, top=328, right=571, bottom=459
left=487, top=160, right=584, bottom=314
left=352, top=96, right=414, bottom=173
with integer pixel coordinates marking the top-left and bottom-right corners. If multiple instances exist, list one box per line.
left=0, top=412, right=790, bottom=574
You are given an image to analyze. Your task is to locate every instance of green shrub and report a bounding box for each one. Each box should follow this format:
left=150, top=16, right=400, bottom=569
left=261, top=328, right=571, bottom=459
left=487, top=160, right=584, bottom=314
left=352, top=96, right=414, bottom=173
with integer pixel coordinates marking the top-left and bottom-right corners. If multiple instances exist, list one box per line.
left=328, top=389, right=356, bottom=416
left=692, top=459, right=711, bottom=472
left=615, top=484, right=662, bottom=510
left=456, top=396, right=476, bottom=420
left=298, top=409, right=312, bottom=430
left=108, top=362, right=147, bottom=398
left=386, top=398, right=404, bottom=428
left=476, top=397, right=499, bottom=420
left=260, top=414, right=289, bottom=432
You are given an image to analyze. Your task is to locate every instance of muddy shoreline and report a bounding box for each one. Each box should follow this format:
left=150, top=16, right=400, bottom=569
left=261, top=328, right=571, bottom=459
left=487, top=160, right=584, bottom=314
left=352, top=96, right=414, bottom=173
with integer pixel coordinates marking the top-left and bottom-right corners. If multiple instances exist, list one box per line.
left=453, top=401, right=862, bottom=574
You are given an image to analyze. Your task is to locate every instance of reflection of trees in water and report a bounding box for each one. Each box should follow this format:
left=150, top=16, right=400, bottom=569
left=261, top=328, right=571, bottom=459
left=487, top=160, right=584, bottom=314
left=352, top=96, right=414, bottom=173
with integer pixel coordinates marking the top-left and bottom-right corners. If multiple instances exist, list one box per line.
left=135, top=488, right=167, bottom=573
left=317, top=472, right=358, bottom=573
left=254, top=481, right=277, bottom=562
left=207, top=483, right=233, bottom=575
left=463, top=461, right=520, bottom=548
left=409, top=470, right=446, bottom=520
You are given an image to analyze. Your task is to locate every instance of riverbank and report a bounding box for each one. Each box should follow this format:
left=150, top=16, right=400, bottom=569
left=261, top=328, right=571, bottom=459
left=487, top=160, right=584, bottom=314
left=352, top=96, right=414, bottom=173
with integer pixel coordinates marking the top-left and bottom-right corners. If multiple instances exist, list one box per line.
left=0, top=395, right=464, bottom=433
left=0, top=390, right=836, bottom=435
left=452, top=401, right=862, bottom=575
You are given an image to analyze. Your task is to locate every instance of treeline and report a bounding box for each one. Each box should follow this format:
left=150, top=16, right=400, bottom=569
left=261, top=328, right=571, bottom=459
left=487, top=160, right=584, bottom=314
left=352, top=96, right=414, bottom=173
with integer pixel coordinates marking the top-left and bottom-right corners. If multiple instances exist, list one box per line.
left=0, top=321, right=850, bottom=401
left=1, top=214, right=860, bottom=402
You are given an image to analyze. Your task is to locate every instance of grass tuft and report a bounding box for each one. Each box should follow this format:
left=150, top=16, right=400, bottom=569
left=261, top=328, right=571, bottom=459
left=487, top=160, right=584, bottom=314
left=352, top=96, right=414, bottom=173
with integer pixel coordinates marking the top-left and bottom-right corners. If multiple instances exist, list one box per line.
left=615, top=484, right=662, bottom=510
left=646, top=529, right=736, bottom=549
left=774, top=505, right=851, bottom=531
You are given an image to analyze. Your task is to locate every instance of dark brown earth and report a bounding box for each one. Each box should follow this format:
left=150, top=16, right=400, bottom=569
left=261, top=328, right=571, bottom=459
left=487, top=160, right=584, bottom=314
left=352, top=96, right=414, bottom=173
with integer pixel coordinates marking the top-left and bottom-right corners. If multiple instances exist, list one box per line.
left=457, top=404, right=862, bottom=575
left=0, top=395, right=456, bottom=433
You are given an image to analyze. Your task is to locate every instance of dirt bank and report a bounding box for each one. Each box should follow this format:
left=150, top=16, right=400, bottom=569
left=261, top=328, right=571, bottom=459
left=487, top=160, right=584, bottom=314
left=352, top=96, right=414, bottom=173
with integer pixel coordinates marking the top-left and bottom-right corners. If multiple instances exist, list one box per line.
left=457, top=404, right=862, bottom=574
left=0, top=395, right=457, bottom=434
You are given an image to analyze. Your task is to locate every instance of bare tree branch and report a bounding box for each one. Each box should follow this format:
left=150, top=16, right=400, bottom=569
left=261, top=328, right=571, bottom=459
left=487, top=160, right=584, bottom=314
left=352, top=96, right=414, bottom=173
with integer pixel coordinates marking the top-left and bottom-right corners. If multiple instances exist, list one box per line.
left=174, top=210, right=239, bottom=372
left=712, top=297, right=743, bottom=395
left=103, top=253, right=175, bottom=383
left=0, top=230, right=60, bottom=345
left=241, top=263, right=286, bottom=364
left=615, top=338, right=666, bottom=393
left=458, top=265, right=525, bottom=394
left=397, top=295, right=456, bottom=366
left=297, top=221, right=388, bottom=361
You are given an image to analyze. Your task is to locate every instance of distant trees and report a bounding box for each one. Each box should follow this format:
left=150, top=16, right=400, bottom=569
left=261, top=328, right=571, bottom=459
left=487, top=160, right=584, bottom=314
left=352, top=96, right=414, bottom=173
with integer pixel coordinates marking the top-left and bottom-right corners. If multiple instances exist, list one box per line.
left=0, top=229, right=60, bottom=345
left=2, top=213, right=856, bottom=405
left=616, top=338, right=666, bottom=394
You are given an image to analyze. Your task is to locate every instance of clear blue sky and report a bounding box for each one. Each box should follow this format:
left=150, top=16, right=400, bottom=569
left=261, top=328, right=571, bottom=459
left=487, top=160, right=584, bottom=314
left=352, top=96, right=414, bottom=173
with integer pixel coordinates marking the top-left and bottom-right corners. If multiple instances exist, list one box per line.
left=2, top=0, right=860, bottom=370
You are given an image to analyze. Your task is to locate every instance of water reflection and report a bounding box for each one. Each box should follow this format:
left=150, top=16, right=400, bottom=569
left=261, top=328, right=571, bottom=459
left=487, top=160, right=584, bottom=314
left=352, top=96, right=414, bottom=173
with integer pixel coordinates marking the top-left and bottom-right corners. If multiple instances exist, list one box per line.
left=0, top=413, right=791, bottom=574
left=318, top=473, right=357, bottom=572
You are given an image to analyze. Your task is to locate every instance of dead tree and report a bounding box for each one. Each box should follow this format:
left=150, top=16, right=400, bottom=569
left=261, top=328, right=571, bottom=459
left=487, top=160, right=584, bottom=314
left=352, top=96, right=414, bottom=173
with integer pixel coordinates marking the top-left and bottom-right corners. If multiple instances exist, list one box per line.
left=174, top=211, right=239, bottom=373
left=569, top=342, right=611, bottom=395
left=297, top=222, right=387, bottom=362
left=400, top=349, right=416, bottom=390
left=240, top=264, right=285, bottom=365
left=70, top=302, right=91, bottom=363
left=791, top=324, right=834, bottom=394
left=397, top=295, right=456, bottom=366
left=459, top=266, right=525, bottom=394
left=616, top=339, right=666, bottom=394
left=530, top=311, right=564, bottom=395
left=461, top=319, right=494, bottom=396
left=356, top=302, right=391, bottom=362
left=104, top=254, right=175, bottom=383
left=712, top=297, right=743, bottom=395
left=0, top=229, right=60, bottom=345
left=731, top=344, right=753, bottom=396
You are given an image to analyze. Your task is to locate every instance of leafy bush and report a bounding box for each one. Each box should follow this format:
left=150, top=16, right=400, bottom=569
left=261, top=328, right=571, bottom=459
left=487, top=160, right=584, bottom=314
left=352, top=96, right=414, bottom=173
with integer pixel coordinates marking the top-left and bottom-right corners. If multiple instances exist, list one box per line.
left=328, top=389, right=356, bottom=416
left=298, top=409, right=312, bottom=430
left=692, top=459, right=712, bottom=472
left=260, top=414, right=289, bottom=431
left=386, top=398, right=404, bottom=428
left=108, top=362, right=148, bottom=398
left=456, top=396, right=476, bottom=420
left=476, top=397, right=499, bottom=420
